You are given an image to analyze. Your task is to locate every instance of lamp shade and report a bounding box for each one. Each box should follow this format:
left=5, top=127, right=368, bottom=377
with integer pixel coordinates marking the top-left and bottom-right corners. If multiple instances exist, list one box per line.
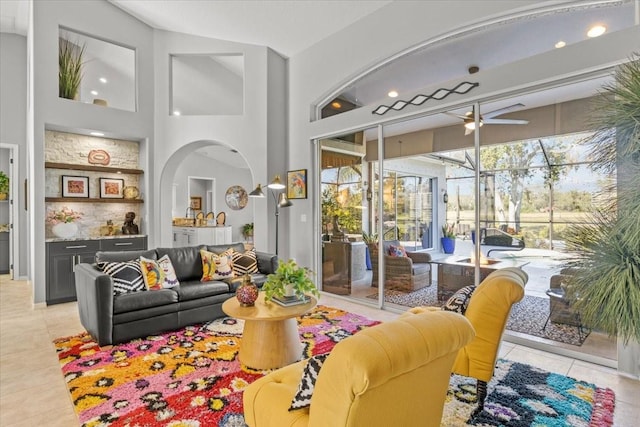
left=267, top=175, right=285, bottom=190
left=278, top=193, right=292, bottom=208
left=248, top=184, right=265, bottom=197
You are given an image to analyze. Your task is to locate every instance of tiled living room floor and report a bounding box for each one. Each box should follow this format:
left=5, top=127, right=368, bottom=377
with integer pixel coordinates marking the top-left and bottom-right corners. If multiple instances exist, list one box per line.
left=0, top=274, right=638, bottom=426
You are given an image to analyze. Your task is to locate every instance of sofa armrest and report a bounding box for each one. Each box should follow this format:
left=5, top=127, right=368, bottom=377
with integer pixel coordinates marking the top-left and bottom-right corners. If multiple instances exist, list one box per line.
left=243, top=359, right=309, bottom=427
left=74, top=263, right=115, bottom=346
left=384, top=255, right=413, bottom=268
left=406, top=251, right=432, bottom=263
left=550, top=274, right=571, bottom=290
left=256, top=251, right=278, bottom=275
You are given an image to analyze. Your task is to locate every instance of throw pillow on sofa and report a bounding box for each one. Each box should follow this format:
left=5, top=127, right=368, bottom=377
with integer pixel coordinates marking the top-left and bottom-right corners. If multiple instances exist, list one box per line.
left=98, top=260, right=146, bottom=295
left=200, top=249, right=235, bottom=281
left=231, top=248, right=259, bottom=276
left=289, top=352, right=330, bottom=411
left=140, top=254, right=180, bottom=290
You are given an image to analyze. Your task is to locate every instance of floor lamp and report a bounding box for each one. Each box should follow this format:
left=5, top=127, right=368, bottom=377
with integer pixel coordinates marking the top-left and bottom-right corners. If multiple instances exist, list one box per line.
left=248, top=175, right=292, bottom=256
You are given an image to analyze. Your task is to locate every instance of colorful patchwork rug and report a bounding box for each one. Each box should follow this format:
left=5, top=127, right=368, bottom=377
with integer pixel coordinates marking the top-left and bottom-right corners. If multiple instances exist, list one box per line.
left=54, top=306, right=615, bottom=427
left=54, top=305, right=378, bottom=427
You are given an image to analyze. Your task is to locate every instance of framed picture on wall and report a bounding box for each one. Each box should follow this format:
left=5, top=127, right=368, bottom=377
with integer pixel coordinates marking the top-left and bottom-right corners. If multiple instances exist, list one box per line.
left=99, top=178, right=124, bottom=198
left=190, top=196, right=202, bottom=210
left=61, top=175, right=89, bottom=198
left=287, top=169, right=307, bottom=199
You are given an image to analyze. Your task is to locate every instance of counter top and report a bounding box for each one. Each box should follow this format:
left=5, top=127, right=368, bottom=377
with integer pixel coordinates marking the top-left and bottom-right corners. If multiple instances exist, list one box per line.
left=45, top=234, right=147, bottom=243
left=172, top=225, right=230, bottom=228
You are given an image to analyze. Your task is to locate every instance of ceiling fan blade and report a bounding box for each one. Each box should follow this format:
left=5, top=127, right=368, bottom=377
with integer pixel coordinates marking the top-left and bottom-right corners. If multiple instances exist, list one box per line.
left=483, top=103, right=525, bottom=119
left=444, top=111, right=468, bottom=120
left=464, top=127, right=474, bottom=136
left=483, top=118, right=529, bottom=125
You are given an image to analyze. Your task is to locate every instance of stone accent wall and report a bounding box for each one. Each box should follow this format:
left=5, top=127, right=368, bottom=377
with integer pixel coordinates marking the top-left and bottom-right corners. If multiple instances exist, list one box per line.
left=45, top=131, right=143, bottom=238
left=44, top=130, right=139, bottom=168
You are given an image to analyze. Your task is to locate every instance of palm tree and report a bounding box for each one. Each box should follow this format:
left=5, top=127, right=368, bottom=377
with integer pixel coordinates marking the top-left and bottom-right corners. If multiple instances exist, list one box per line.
left=565, top=55, right=640, bottom=350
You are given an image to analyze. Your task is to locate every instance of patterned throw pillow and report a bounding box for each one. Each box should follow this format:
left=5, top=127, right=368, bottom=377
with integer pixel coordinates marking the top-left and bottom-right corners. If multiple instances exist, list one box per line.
left=388, top=244, right=407, bottom=257
left=200, top=249, right=234, bottom=281
left=289, top=353, right=330, bottom=411
left=139, top=254, right=180, bottom=290
left=98, top=261, right=145, bottom=295
left=231, top=248, right=259, bottom=276
left=443, top=285, right=476, bottom=314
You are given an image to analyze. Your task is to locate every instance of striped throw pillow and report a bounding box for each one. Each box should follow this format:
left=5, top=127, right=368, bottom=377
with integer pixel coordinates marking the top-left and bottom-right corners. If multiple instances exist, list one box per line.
left=231, top=248, right=259, bottom=276
left=98, top=261, right=145, bottom=295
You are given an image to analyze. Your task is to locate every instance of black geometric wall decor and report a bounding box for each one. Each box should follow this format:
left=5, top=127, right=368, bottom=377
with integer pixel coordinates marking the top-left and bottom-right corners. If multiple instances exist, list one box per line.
left=372, top=81, right=479, bottom=115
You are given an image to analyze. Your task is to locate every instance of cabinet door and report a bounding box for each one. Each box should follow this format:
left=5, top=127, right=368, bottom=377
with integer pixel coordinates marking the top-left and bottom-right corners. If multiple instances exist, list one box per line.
left=46, top=240, right=100, bottom=305
left=173, top=228, right=188, bottom=247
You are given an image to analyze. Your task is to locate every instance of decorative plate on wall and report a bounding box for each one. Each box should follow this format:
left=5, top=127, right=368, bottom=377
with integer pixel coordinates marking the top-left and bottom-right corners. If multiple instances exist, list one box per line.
left=225, top=185, right=248, bottom=210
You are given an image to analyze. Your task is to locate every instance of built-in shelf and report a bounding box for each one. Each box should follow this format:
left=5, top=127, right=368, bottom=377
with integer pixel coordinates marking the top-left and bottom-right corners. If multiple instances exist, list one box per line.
left=45, top=197, right=143, bottom=203
left=45, top=162, right=143, bottom=175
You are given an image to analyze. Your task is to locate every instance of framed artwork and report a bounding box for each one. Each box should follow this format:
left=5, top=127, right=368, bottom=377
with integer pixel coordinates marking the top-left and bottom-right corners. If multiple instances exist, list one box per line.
left=99, top=178, right=124, bottom=198
left=190, top=196, right=202, bottom=210
left=62, top=175, right=89, bottom=198
left=287, top=169, right=307, bottom=199
left=225, top=185, right=248, bottom=210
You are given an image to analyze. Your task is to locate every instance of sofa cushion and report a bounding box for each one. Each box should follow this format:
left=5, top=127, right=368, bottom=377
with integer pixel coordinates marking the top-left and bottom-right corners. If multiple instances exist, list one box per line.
left=176, top=280, right=232, bottom=302
left=98, top=260, right=146, bottom=295
left=156, top=245, right=206, bottom=282
left=201, top=249, right=235, bottom=281
left=412, top=263, right=430, bottom=275
left=95, top=249, right=157, bottom=263
left=207, top=242, right=245, bottom=254
left=289, top=353, right=330, bottom=411
left=140, top=255, right=180, bottom=290
left=388, top=244, right=407, bottom=257
left=113, top=289, right=179, bottom=314
left=231, top=248, right=259, bottom=276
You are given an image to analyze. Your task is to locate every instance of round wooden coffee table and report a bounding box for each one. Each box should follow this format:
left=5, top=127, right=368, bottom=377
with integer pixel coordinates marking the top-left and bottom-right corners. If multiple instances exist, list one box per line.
left=222, top=292, right=317, bottom=370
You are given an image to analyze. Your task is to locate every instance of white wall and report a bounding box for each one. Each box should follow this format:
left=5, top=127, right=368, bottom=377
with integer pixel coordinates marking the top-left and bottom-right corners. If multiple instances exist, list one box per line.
left=286, top=1, right=640, bottom=271
left=0, top=34, right=28, bottom=278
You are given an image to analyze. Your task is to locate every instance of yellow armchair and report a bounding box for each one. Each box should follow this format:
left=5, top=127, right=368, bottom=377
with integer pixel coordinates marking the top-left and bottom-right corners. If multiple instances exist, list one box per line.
left=243, top=310, right=475, bottom=427
left=407, top=267, right=527, bottom=418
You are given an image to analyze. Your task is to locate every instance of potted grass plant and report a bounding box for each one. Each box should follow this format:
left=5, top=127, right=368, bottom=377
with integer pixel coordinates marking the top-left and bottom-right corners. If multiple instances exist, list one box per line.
left=441, top=223, right=456, bottom=254
left=565, top=54, right=640, bottom=377
left=262, top=259, right=319, bottom=302
left=59, top=37, right=85, bottom=100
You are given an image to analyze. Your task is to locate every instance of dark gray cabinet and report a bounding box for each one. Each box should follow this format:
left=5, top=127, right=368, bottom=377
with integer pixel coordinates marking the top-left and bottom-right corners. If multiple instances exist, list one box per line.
left=46, top=236, right=147, bottom=305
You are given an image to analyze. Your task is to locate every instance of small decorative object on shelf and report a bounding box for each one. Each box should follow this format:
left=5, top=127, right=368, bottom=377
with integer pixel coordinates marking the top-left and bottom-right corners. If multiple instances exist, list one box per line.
left=88, top=149, right=110, bottom=165
left=236, top=274, right=259, bottom=307
left=123, top=186, right=139, bottom=199
left=122, top=211, right=139, bottom=235
left=47, top=207, right=83, bottom=239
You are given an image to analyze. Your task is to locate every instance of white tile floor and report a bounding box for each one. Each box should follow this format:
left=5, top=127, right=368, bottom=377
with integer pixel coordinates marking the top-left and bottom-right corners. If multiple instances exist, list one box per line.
left=0, top=275, right=638, bottom=426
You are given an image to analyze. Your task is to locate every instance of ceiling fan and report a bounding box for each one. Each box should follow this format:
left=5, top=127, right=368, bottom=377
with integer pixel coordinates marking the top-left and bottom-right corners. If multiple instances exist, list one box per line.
left=446, top=103, right=529, bottom=135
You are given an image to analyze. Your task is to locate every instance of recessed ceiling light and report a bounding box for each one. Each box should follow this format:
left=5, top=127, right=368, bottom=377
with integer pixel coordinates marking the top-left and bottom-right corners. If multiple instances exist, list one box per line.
left=90, top=131, right=104, bottom=137
left=587, top=25, right=606, bottom=38
left=388, top=90, right=398, bottom=98
left=99, top=77, right=107, bottom=83
left=173, top=110, right=181, bottom=116
left=555, top=41, right=566, bottom=48
left=90, top=90, right=98, bottom=96
left=331, top=101, right=342, bottom=109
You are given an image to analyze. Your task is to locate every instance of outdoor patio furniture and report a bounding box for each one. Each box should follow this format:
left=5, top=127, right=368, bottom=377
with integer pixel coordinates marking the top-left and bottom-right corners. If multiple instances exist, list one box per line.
left=369, top=240, right=432, bottom=291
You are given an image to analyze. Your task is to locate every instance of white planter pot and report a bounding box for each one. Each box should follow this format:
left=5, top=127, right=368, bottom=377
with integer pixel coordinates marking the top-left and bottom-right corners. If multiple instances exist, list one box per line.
left=284, top=284, right=296, bottom=297
left=52, top=222, right=78, bottom=239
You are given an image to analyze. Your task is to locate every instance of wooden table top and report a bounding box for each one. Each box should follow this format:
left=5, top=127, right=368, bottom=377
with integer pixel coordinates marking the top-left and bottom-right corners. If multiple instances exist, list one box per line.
left=222, top=292, right=317, bottom=321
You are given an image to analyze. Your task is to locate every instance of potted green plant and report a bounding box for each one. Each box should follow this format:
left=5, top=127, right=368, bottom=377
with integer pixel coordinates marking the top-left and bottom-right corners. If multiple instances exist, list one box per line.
left=242, top=222, right=254, bottom=239
left=565, top=55, right=640, bottom=377
left=262, top=259, right=320, bottom=302
left=0, top=171, right=8, bottom=200
left=59, top=37, right=85, bottom=100
left=441, top=223, right=456, bottom=254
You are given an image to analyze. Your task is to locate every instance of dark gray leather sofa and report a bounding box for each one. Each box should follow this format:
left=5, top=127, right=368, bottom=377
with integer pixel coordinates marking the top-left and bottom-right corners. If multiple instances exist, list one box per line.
left=74, top=242, right=277, bottom=346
